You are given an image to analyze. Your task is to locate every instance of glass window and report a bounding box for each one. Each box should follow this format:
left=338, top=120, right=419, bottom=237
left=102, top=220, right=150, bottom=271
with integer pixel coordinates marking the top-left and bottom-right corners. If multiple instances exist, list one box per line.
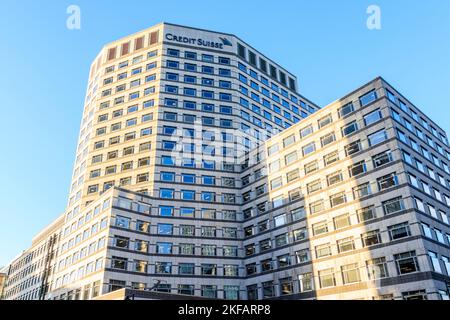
left=270, top=177, right=283, bottom=190
left=167, top=48, right=179, bottom=57
left=337, top=237, right=355, bottom=253
left=285, top=151, right=298, bottom=165
left=115, top=216, right=130, bottom=229
left=395, top=251, right=419, bottom=274
left=181, top=190, right=195, bottom=200
left=178, top=284, right=195, bottom=296
left=160, top=172, right=175, bottom=182
left=334, top=213, right=351, bottom=229
left=293, top=228, right=307, bottom=242
left=160, top=188, right=174, bottom=199
left=316, top=114, right=332, bottom=128
left=300, top=125, right=313, bottom=138
left=179, top=263, right=195, bottom=275
left=302, top=142, right=316, bottom=156
left=287, top=169, right=300, bottom=182
left=377, top=173, right=398, bottom=190
left=368, top=130, right=387, bottom=146
left=157, top=224, right=173, bottom=235
left=348, top=161, right=367, bottom=177
left=338, top=103, right=354, bottom=118
left=218, top=56, right=230, bottom=65
left=159, top=206, right=173, bottom=217
left=353, top=183, right=371, bottom=199
left=364, top=109, right=382, bottom=126
left=366, top=257, right=389, bottom=279
left=185, top=63, right=196, bottom=71
left=321, top=132, right=336, bottom=147
left=298, top=273, right=313, bottom=292
left=345, top=140, right=361, bottom=156
left=161, top=156, right=175, bottom=166
left=324, top=151, right=339, bottom=166
left=319, top=269, right=335, bottom=288
left=361, top=229, right=381, bottom=247
left=181, top=174, right=195, bottom=184
left=291, top=207, right=306, bottom=221
left=155, top=262, right=172, bottom=274
left=166, top=60, right=179, bottom=69
left=309, top=200, right=324, bottom=214
left=307, top=179, right=322, bottom=194
left=429, top=251, right=442, bottom=273
left=442, top=256, right=450, bottom=276
left=359, top=90, right=378, bottom=106
left=162, top=140, right=176, bottom=150
left=283, top=134, right=296, bottom=147
left=341, top=263, right=360, bottom=284
left=312, top=221, right=328, bottom=236
left=201, top=191, right=215, bottom=202
left=388, top=222, right=411, bottom=240
left=341, top=121, right=358, bottom=136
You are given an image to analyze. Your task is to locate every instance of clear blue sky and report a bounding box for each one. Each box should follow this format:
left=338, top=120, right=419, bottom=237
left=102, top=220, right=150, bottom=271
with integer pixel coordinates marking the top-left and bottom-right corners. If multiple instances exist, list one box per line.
left=0, top=0, right=449, bottom=266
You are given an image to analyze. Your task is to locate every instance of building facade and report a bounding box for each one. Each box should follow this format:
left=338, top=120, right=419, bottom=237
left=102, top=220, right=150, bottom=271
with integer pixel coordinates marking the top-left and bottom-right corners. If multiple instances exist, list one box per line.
left=3, top=23, right=450, bottom=300
left=240, top=77, right=450, bottom=300
left=44, top=22, right=318, bottom=300
left=0, top=268, right=8, bottom=299
left=2, top=215, right=64, bottom=300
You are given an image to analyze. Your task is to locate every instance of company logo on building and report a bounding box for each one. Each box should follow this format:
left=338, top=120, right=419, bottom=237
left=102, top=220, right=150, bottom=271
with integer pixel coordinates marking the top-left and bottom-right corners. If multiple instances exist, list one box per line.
left=219, top=37, right=232, bottom=46
left=165, top=33, right=232, bottom=49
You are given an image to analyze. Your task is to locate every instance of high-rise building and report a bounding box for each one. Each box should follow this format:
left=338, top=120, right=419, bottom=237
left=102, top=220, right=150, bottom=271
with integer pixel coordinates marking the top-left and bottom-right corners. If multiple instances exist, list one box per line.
left=65, top=22, right=317, bottom=211
left=2, top=23, right=450, bottom=300
left=45, top=22, right=318, bottom=300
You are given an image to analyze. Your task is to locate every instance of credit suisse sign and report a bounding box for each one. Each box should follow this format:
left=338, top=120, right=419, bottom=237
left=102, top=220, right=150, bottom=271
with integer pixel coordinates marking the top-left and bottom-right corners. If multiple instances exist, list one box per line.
left=165, top=33, right=233, bottom=49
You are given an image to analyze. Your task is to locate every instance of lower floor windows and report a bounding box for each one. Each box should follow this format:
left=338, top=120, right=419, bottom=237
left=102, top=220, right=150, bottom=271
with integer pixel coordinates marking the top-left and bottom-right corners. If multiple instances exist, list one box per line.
left=357, top=206, right=376, bottom=222
left=247, top=285, right=258, bottom=300
left=341, top=263, right=361, bottom=284
left=134, top=260, right=147, bottom=273
left=361, top=230, right=381, bottom=247
left=366, top=257, right=389, bottom=279
left=395, top=251, right=419, bottom=275
left=92, top=281, right=101, bottom=298
left=178, top=284, right=194, bottom=296
left=383, top=197, right=405, bottom=214
left=428, top=251, right=443, bottom=273
left=377, top=173, right=398, bottom=190
left=319, top=269, right=335, bottom=288
left=156, top=284, right=171, bottom=293
left=388, top=221, right=411, bottom=240
left=111, top=256, right=127, bottom=270
left=402, top=290, right=427, bottom=300
left=298, top=273, right=313, bottom=292
left=178, top=263, right=195, bottom=275
left=315, top=243, right=331, bottom=258
left=201, top=285, right=217, bottom=298
left=262, top=281, right=275, bottom=298
left=337, top=237, right=355, bottom=253
left=109, top=279, right=125, bottom=292
left=223, top=286, right=239, bottom=300
left=439, top=290, right=450, bottom=300
left=155, top=262, right=172, bottom=274
left=279, top=278, right=294, bottom=295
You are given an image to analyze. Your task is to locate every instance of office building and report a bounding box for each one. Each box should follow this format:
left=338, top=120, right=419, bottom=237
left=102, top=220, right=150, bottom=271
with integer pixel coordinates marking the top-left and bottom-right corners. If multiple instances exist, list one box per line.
left=2, top=23, right=450, bottom=300
left=2, top=215, right=64, bottom=300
